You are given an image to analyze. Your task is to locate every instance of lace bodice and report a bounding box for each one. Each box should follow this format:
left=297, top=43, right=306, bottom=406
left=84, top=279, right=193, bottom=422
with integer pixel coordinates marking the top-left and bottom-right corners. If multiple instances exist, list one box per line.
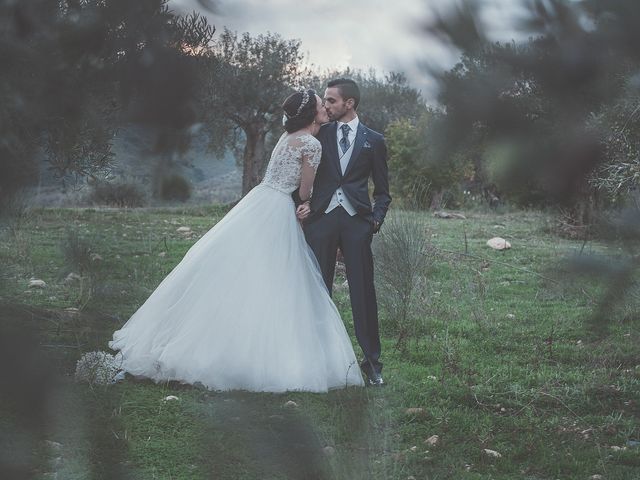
left=261, top=132, right=321, bottom=194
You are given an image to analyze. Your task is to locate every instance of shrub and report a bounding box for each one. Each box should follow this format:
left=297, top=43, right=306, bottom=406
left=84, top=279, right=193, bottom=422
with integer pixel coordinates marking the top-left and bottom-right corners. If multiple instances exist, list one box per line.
left=88, top=182, right=146, bottom=208
left=159, top=174, right=191, bottom=202
left=61, top=229, right=93, bottom=275
left=373, top=211, right=437, bottom=352
left=386, top=113, right=472, bottom=210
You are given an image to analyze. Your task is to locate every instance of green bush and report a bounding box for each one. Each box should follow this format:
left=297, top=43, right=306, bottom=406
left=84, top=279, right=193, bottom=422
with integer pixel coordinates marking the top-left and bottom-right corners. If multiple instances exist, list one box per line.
left=386, top=113, right=472, bottom=210
left=159, top=174, right=191, bottom=202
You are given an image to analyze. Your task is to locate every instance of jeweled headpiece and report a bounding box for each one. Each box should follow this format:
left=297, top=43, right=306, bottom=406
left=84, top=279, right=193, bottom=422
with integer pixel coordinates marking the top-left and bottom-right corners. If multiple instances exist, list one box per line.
left=284, top=89, right=311, bottom=120
left=294, top=89, right=310, bottom=116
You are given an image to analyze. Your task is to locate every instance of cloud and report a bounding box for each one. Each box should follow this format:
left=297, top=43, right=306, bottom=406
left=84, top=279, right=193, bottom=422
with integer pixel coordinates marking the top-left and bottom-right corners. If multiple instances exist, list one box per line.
left=170, top=0, right=530, bottom=102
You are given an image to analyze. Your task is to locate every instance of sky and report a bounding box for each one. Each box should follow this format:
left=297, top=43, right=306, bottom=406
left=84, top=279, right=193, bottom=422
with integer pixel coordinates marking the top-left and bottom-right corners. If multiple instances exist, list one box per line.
left=170, top=0, right=531, bottom=102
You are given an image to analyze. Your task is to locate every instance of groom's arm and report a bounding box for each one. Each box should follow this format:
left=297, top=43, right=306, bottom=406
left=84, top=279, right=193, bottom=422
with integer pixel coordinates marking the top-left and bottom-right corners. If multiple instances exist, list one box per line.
left=371, top=134, right=392, bottom=230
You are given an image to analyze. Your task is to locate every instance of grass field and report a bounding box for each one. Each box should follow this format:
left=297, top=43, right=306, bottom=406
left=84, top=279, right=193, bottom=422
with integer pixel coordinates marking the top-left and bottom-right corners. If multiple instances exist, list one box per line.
left=1, top=205, right=639, bottom=479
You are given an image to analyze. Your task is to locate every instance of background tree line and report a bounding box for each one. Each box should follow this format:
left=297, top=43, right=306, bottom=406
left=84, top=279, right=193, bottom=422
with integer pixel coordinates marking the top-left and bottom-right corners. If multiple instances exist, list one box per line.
left=1, top=1, right=427, bottom=208
left=3, top=0, right=640, bottom=226
left=0, top=0, right=217, bottom=208
left=388, top=0, right=640, bottom=226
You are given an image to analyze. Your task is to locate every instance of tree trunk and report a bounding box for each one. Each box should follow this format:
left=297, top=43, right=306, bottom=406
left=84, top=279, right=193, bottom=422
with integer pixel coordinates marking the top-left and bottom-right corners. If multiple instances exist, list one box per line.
left=560, top=184, right=599, bottom=239
left=241, top=123, right=268, bottom=195
left=429, top=189, right=445, bottom=210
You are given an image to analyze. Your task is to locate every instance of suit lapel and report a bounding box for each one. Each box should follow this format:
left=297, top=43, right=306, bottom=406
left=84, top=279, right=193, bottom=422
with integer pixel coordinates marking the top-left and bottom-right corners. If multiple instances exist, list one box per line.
left=343, top=123, right=367, bottom=178
left=324, top=122, right=342, bottom=177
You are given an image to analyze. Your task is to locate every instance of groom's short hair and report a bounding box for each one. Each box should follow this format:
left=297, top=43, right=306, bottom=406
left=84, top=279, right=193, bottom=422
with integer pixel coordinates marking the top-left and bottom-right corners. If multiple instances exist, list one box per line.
left=327, top=78, right=360, bottom=109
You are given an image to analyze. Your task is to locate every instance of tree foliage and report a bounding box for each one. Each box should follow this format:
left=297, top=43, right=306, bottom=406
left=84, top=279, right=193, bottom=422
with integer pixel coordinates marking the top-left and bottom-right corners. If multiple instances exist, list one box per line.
left=314, top=69, right=426, bottom=134
left=0, top=0, right=215, bottom=208
left=589, top=77, right=640, bottom=200
left=200, top=29, right=307, bottom=194
left=427, top=0, right=640, bottom=218
left=386, top=112, right=472, bottom=209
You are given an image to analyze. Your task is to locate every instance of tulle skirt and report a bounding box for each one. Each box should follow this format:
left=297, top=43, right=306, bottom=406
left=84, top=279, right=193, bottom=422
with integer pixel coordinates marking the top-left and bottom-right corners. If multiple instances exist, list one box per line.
left=109, top=184, right=364, bottom=392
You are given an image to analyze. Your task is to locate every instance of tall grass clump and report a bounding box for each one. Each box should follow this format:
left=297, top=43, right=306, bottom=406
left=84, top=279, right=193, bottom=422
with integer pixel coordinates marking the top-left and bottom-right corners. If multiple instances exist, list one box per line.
left=373, top=211, right=437, bottom=352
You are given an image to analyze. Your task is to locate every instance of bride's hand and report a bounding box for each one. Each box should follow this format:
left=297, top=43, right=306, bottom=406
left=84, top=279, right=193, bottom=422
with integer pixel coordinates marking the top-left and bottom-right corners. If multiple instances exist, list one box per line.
left=296, top=202, right=311, bottom=220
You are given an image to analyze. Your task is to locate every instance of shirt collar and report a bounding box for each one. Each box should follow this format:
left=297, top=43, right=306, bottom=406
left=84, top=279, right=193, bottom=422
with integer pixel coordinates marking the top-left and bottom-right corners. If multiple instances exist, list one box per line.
left=337, top=116, right=359, bottom=132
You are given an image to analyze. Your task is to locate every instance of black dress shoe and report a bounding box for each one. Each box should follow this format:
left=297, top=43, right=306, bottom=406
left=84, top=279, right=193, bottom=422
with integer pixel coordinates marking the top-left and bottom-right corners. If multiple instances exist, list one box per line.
left=360, top=363, right=384, bottom=386
left=367, top=372, right=384, bottom=386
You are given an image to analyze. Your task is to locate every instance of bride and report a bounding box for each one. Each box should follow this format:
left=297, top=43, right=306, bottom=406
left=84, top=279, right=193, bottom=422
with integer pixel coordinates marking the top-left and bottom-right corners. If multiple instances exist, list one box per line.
left=109, top=89, right=364, bottom=392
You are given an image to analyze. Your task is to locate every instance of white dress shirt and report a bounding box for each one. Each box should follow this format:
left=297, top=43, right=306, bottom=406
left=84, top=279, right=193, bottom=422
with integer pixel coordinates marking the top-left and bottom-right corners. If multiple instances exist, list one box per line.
left=325, top=116, right=359, bottom=216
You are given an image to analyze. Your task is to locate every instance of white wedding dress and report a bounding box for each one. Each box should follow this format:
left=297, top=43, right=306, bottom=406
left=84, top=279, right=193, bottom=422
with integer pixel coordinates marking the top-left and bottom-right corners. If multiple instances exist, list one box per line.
left=109, top=132, right=364, bottom=392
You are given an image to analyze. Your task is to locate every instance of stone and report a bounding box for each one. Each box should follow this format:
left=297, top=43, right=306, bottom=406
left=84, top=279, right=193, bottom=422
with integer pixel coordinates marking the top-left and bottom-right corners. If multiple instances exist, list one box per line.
left=64, top=272, right=81, bottom=284
left=176, top=226, right=192, bottom=234
left=434, top=211, right=467, bottom=219
left=506, top=313, right=516, bottom=319
left=283, top=400, right=298, bottom=409
left=486, top=237, right=511, bottom=250
left=28, top=279, right=46, bottom=288
left=163, top=395, right=179, bottom=401
left=322, top=446, right=336, bottom=456
left=405, top=407, right=425, bottom=415
left=483, top=448, right=502, bottom=458
left=90, top=253, right=103, bottom=262
left=424, top=435, right=439, bottom=446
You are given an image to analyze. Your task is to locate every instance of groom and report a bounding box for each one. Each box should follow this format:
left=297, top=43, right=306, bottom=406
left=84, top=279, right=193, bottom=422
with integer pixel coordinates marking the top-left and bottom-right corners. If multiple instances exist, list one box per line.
left=296, top=78, right=391, bottom=386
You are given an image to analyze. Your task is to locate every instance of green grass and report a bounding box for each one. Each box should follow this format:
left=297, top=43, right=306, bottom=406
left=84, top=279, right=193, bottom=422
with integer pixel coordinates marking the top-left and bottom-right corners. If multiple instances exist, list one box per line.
left=1, top=206, right=639, bottom=479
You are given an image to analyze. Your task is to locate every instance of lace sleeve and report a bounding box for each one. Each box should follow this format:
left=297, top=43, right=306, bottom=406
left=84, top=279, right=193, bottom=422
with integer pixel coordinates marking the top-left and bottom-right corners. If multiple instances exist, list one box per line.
left=302, top=140, right=322, bottom=170
left=299, top=137, right=322, bottom=202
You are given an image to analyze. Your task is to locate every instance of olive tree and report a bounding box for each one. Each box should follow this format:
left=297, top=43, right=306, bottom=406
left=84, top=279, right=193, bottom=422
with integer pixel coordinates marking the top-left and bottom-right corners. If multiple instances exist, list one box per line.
left=201, top=29, right=307, bottom=194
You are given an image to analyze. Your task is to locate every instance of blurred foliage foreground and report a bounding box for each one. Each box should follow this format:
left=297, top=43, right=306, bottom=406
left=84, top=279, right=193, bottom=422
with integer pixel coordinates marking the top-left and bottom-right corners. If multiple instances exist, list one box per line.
left=1, top=0, right=640, bottom=478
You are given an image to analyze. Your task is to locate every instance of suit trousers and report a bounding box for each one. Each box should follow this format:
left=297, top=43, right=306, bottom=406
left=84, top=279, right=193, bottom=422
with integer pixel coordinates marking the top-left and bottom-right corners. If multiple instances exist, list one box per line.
left=304, top=206, right=382, bottom=374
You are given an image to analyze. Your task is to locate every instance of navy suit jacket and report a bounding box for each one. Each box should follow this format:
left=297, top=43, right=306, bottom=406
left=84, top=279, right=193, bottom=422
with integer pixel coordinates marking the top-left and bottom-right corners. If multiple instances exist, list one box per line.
left=296, top=121, right=391, bottom=227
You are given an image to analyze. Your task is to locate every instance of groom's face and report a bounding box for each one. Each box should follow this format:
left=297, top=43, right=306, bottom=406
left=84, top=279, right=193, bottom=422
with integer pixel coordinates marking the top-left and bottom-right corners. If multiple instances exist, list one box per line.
left=323, top=87, right=351, bottom=122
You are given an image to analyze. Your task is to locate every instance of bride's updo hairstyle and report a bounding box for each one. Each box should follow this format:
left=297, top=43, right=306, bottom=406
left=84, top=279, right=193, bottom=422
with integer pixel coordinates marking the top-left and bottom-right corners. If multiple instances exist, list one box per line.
left=282, top=89, right=317, bottom=133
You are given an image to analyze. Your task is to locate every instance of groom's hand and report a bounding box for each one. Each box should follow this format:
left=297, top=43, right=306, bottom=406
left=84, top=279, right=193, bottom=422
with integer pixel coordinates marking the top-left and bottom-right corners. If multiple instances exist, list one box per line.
left=372, top=220, right=381, bottom=233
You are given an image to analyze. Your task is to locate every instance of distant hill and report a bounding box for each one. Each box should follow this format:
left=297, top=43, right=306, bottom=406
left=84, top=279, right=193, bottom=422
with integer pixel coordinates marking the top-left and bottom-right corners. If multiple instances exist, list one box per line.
left=29, top=124, right=242, bottom=207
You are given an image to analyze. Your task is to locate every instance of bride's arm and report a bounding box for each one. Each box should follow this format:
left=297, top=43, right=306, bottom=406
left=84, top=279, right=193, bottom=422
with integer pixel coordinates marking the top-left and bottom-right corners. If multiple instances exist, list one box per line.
left=299, top=156, right=317, bottom=202
left=298, top=142, right=322, bottom=202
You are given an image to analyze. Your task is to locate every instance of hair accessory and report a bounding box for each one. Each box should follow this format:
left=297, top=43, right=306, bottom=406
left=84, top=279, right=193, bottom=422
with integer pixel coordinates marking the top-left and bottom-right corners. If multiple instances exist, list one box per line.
left=283, top=89, right=312, bottom=125
left=295, top=89, right=310, bottom=116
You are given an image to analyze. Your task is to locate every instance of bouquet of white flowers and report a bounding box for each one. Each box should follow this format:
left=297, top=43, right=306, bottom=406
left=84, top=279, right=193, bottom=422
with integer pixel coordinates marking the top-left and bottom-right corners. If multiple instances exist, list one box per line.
left=74, top=351, right=124, bottom=385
